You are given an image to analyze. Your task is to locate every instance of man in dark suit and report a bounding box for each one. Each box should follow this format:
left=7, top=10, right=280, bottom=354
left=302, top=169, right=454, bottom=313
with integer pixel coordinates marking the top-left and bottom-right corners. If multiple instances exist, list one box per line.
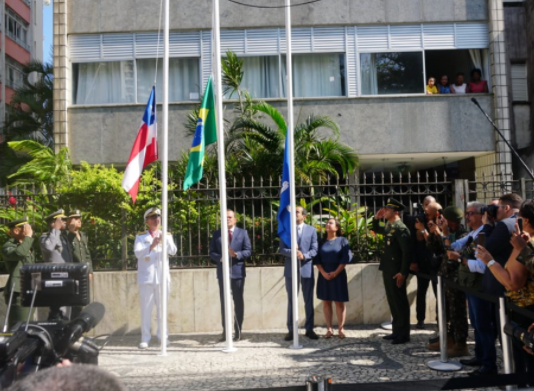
left=210, top=209, right=251, bottom=342
left=461, top=193, right=522, bottom=376
left=280, top=206, right=319, bottom=341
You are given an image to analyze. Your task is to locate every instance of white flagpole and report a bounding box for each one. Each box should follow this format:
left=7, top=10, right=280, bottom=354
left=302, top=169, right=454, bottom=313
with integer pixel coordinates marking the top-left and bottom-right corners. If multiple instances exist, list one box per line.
left=285, top=0, right=301, bottom=350
left=213, top=0, right=236, bottom=353
left=159, top=0, right=170, bottom=357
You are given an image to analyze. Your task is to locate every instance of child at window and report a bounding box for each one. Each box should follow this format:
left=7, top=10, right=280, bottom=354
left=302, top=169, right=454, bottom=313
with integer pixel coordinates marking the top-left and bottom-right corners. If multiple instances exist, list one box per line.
left=437, top=75, right=451, bottom=94
left=426, top=77, right=438, bottom=95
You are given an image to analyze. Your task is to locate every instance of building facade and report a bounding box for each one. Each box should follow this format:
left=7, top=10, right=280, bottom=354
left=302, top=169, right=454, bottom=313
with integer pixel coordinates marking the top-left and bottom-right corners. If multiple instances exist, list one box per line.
left=55, top=0, right=517, bottom=178
left=0, top=0, right=44, bottom=139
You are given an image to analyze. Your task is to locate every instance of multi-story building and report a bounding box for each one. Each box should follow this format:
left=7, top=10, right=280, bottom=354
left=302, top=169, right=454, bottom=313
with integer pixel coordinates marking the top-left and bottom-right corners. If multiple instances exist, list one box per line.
left=55, top=0, right=518, bottom=178
left=0, top=0, right=44, bottom=140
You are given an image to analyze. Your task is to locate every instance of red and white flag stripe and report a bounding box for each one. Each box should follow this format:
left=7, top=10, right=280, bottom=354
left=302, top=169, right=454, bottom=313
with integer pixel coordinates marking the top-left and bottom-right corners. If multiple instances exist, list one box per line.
left=122, top=87, right=158, bottom=203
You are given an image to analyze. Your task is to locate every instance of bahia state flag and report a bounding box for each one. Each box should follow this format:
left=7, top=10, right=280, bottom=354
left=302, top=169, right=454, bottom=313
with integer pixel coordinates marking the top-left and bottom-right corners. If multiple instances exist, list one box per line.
left=277, top=131, right=292, bottom=247
left=183, top=76, right=217, bottom=190
left=121, top=86, right=158, bottom=203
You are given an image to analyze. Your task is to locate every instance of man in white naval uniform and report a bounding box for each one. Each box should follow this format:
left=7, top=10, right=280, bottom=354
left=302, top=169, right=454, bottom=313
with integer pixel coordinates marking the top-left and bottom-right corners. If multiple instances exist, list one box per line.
left=134, top=207, right=177, bottom=349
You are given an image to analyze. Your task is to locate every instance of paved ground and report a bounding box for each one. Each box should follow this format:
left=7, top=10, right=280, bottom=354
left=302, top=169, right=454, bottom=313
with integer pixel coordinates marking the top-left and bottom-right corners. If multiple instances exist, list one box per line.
left=98, top=325, right=502, bottom=391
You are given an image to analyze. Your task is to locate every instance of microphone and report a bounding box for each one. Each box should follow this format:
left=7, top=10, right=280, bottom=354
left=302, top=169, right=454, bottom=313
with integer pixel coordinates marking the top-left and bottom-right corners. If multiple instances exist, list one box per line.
left=471, top=97, right=481, bottom=108
left=65, top=302, right=105, bottom=346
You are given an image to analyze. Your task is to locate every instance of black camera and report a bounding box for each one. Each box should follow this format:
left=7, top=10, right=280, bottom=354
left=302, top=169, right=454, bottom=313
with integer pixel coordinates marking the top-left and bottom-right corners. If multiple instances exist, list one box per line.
left=0, top=263, right=104, bottom=388
left=404, top=203, right=426, bottom=227
left=504, top=321, right=534, bottom=351
left=481, top=204, right=499, bottom=219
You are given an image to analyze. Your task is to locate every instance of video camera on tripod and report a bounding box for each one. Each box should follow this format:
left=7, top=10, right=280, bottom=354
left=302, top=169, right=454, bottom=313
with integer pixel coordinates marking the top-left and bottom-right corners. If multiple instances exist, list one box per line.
left=0, top=263, right=104, bottom=388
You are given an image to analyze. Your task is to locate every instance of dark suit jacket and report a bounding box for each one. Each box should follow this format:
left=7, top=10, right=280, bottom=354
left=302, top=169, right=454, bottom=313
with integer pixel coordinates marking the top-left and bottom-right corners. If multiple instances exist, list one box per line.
left=210, top=227, right=251, bottom=279
left=279, top=223, right=318, bottom=279
left=483, top=214, right=517, bottom=295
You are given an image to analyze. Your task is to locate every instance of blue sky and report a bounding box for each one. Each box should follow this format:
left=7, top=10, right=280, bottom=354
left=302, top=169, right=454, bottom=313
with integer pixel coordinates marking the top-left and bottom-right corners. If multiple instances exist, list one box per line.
left=43, top=0, right=53, bottom=64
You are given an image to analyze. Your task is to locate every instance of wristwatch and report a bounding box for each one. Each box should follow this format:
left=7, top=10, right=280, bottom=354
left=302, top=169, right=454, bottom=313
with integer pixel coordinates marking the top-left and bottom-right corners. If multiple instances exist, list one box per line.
left=420, top=230, right=426, bottom=234
left=487, top=260, right=496, bottom=267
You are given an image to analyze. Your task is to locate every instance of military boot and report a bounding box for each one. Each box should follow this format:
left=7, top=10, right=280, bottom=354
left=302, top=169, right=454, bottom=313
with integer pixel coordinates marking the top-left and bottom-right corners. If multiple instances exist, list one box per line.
left=428, top=334, right=453, bottom=351
left=447, top=342, right=469, bottom=358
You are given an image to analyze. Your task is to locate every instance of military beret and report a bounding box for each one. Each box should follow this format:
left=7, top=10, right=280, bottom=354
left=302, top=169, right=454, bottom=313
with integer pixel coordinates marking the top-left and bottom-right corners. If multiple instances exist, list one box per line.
left=67, top=209, right=82, bottom=218
left=6, top=216, right=29, bottom=229
left=45, top=209, right=66, bottom=223
left=384, top=198, right=406, bottom=212
left=443, top=206, right=463, bottom=223
left=144, top=207, right=161, bottom=220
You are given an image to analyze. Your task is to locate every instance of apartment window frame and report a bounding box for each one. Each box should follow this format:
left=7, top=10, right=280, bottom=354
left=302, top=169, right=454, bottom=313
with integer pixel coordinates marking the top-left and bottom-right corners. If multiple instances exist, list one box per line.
left=71, top=57, right=202, bottom=106
left=5, top=8, right=29, bottom=50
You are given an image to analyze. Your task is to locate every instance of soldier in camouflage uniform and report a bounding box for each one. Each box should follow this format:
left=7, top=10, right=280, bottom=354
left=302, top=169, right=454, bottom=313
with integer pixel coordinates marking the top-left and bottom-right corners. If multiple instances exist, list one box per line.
left=426, top=206, right=469, bottom=357
left=66, top=210, right=93, bottom=319
left=373, top=198, right=412, bottom=345
left=0, top=217, right=36, bottom=328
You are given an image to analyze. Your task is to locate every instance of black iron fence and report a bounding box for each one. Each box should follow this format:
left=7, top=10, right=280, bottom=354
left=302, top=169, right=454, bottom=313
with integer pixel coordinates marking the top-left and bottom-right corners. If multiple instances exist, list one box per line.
left=1, top=171, right=531, bottom=271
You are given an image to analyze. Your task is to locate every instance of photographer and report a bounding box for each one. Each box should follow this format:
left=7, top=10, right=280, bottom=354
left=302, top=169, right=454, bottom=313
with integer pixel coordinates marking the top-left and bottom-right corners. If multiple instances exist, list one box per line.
left=412, top=199, right=441, bottom=330
left=426, top=206, right=469, bottom=356
left=477, top=199, right=534, bottom=381
left=0, top=217, right=35, bottom=328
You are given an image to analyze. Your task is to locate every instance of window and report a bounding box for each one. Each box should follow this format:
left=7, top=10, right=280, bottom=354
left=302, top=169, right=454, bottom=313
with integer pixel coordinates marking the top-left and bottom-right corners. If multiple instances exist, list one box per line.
left=239, top=56, right=280, bottom=99
left=360, top=52, right=424, bottom=95
left=5, top=8, right=29, bottom=49
left=136, top=58, right=200, bottom=103
left=73, top=61, right=135, bottom=105
left=72, top=58, right=200, bottom=105
left=283, top=53, right=346, bottom=98
left=5, top=58, right=24, bottom=90
left=511, top=63, right=528, bottom=102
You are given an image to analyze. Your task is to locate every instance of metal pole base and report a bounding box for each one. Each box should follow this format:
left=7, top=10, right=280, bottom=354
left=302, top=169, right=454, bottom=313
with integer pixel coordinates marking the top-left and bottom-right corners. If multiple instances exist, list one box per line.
left=222, top=347, right=238, bottom=353
left=289, top=344, right=303, bottom=350
left=426, top=360, right=462, bottom=372
left=381, top=321, right=392, bottom=330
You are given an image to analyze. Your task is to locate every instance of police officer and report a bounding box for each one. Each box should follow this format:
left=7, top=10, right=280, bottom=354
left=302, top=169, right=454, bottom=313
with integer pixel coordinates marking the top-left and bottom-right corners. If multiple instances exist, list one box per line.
left=1, top=216, right=35, bottom=328
left=66, top=210, right=93, bottom=319
left=373, top=198, right=412, bottom=344
left=40, top=209, right=73, bottom=320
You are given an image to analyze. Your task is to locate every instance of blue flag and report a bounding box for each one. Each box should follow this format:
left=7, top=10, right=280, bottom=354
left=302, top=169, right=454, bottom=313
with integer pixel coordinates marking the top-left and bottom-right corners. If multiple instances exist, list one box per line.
left=277, top=131, right=292, bottom=247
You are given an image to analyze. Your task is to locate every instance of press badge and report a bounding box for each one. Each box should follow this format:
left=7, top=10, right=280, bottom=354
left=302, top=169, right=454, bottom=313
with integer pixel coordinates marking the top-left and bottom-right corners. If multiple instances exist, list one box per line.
left=144, top=256, right=150, bottom=262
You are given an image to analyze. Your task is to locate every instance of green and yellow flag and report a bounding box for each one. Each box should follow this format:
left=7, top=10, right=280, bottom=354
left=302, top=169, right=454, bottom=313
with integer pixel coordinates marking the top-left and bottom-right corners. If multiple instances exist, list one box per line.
left=183, top=77, right=217, bottom=190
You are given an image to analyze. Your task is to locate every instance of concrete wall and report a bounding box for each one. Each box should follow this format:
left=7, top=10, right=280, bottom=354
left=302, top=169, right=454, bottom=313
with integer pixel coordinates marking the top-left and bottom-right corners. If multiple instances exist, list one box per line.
left=0, top=264, right=437, bottom=336
left=69, top=94, right=495, bottom=165
left=67, top=0, right=488, bottom=34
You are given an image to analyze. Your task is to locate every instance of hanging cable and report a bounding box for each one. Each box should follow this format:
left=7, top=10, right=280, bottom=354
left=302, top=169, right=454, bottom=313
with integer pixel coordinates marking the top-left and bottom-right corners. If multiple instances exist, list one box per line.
left=226, top=0, right=322, bottom=8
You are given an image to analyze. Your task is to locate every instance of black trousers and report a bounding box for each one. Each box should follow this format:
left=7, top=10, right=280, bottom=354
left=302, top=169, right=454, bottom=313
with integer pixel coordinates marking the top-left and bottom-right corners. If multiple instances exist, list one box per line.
left=218, top=278, right=245, bottom=336
left=510, top=305, right=534, bottom=387
left=383, top=272, right=410, bottom=340
left=415, top=274, right=437, bottom=323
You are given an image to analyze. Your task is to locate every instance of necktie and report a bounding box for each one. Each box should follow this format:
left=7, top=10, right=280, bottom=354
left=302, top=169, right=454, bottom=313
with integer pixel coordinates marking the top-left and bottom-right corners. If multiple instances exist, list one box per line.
left=228, top=229, right=233, bottom=245
left=297, top=226, right=302, bottom=241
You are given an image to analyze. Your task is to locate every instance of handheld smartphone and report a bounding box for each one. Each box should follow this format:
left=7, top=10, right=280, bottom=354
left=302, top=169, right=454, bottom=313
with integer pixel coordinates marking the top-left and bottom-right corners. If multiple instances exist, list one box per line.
left=476, top=232, right=486, bottom=248
left=518, top=218, right=523, bottom=233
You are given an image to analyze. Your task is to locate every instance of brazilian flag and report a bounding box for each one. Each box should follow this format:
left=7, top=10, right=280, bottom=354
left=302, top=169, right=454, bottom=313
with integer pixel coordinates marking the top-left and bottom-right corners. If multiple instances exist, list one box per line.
left=183, top=77, right=218, bottom=190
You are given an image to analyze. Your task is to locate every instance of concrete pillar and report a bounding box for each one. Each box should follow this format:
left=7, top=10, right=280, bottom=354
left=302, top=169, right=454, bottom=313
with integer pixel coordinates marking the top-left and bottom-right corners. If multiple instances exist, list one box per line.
left=488, top=0, right=513, bottom=180
left=53, top=0, right=68, bottom=152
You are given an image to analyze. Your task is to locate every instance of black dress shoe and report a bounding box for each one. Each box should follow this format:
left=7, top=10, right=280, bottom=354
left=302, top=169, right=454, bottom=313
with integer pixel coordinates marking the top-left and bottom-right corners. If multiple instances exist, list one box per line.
left=382, top=334, right=397, bottom=340
left=468, top=367, right=497, bottom=376
left=305, top=330, right=319, bottom=340
left=392, top=337, right=410, bottom=345
left=416, top=321, right=425, bottom=330
left=460, top=357, right=481, bottom=366
left=284, top=332, right=293, bottom=341
left=428, top=335, right=439, bottom=344
left=233, top=334, right=241, bottom=342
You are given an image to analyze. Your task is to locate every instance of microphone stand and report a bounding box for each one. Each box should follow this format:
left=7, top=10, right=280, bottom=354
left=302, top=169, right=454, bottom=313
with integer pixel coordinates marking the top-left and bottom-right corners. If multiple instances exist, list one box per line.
left=471, top=98, right=534, bottom=181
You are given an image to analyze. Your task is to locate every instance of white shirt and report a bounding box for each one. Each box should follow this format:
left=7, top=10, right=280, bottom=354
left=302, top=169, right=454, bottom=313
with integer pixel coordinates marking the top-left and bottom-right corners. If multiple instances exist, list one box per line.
left=452, top=83, right=467, bottom=94
left=297, top=223, right=304, bottom=238
left=134, top=230, right=178, bottom=285
left=450, top=225, right=486, bottom=274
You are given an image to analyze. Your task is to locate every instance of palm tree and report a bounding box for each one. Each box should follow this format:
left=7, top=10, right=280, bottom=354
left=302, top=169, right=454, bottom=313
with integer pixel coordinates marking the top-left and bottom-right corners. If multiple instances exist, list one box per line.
left=0, top=60, right=54, bottom=186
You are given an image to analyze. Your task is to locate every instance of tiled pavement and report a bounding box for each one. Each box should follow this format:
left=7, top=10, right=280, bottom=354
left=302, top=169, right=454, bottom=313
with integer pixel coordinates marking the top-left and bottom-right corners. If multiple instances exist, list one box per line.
left=98, top=325, right=502, bottom=391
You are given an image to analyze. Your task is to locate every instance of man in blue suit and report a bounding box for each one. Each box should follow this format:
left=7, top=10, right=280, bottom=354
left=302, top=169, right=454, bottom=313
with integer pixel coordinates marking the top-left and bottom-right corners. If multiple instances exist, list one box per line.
left=210, top=209, right=251, bottom=341
left=280, top=206, right=319, bottom=341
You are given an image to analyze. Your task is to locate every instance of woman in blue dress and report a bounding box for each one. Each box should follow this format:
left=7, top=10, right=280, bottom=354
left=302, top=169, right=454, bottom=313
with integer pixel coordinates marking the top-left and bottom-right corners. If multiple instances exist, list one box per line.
left=314, top=218, right=352, bottom=339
